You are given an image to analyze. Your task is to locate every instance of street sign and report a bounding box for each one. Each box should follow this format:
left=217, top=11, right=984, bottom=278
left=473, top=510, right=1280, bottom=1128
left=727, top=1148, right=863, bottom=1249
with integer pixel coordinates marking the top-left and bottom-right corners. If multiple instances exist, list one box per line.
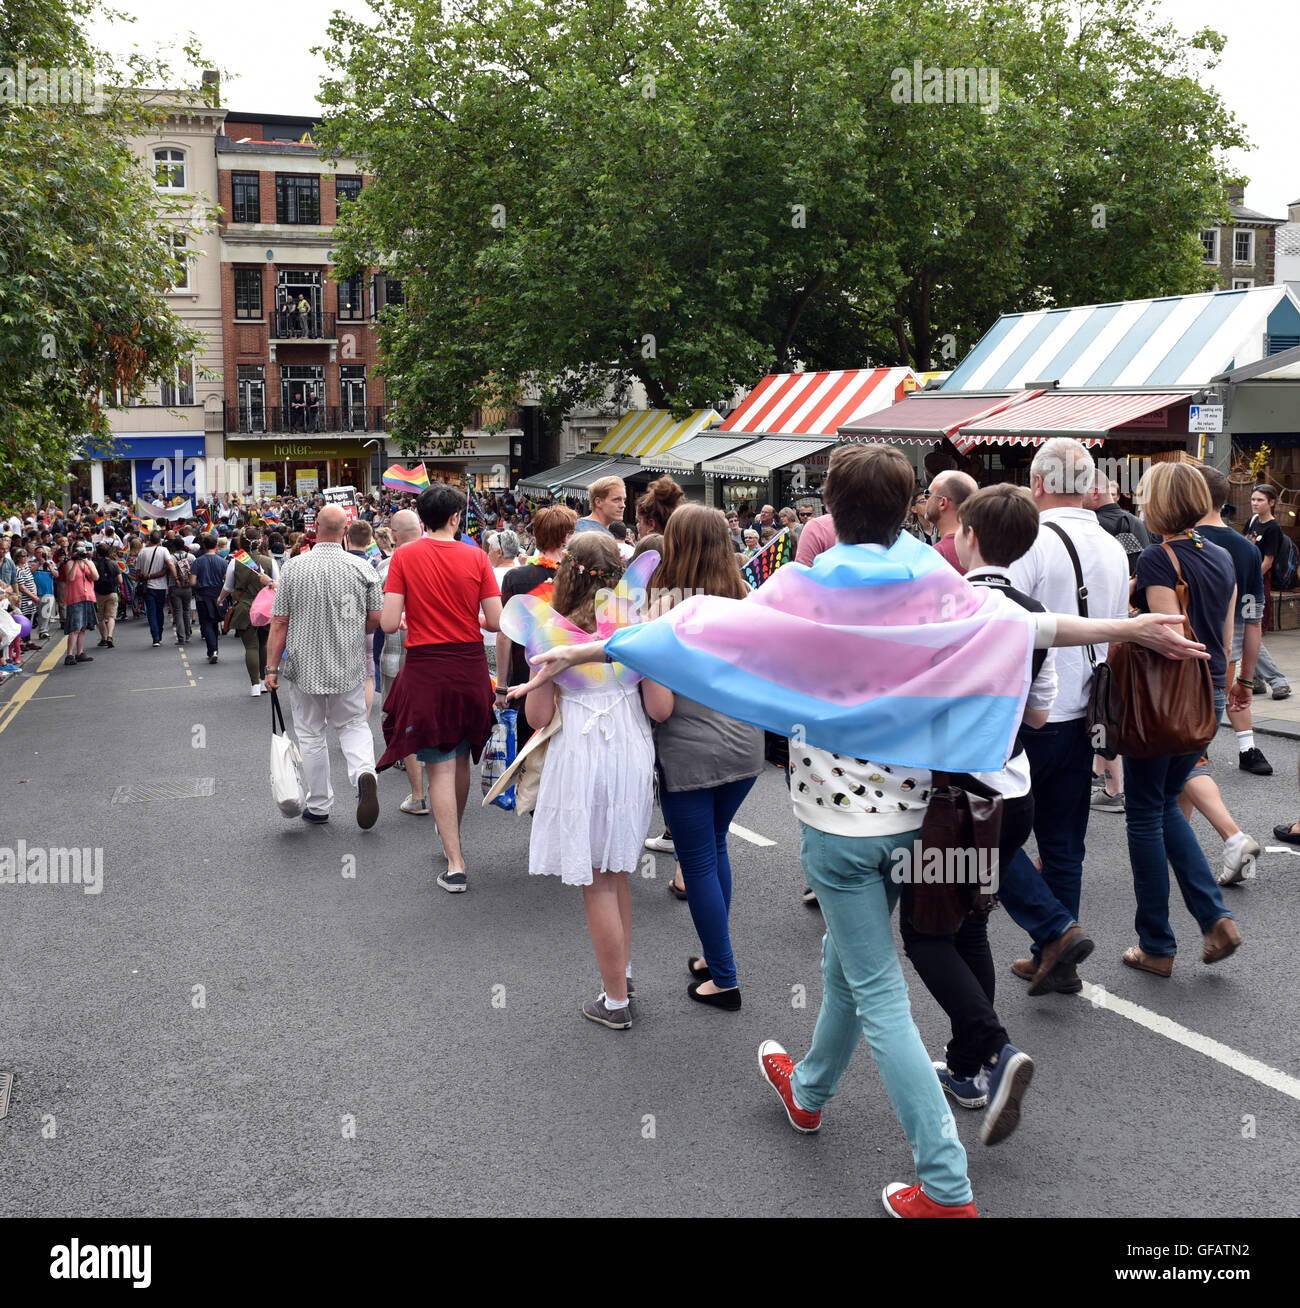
left=1188, top=404, right=1224, bottom=433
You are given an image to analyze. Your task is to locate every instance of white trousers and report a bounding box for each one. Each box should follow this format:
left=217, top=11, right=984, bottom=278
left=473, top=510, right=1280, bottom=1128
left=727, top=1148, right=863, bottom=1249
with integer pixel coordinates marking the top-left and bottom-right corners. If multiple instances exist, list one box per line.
left=287, top=681, right=376, bottom=814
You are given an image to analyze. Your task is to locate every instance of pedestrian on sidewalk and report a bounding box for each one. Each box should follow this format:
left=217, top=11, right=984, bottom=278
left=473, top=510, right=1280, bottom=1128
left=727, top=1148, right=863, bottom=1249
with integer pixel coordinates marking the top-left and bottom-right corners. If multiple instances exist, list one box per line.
left=265, top=505, right=382, bottom=829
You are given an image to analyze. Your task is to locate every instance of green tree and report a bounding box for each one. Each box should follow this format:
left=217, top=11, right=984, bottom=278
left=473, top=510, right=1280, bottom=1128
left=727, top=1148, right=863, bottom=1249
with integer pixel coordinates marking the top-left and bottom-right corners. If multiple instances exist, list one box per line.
left=0, top=0, right=213, bottom=503
left=317, top=0, right=1245, bottom=445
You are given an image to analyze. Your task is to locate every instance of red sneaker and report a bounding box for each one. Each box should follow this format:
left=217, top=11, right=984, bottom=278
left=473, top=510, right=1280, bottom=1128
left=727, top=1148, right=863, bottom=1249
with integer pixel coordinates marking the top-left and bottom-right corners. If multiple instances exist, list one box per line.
left=882, top=1182, right=978, bottom=1218
left=757, top=1040, right=821, bottom=1133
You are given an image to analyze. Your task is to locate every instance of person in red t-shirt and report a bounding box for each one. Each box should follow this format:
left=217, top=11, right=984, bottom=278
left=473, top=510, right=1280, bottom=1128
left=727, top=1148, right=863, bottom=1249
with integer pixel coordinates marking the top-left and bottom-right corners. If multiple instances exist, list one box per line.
left=925, top=471, right=978, bottom=575
left=379, top=484, right=502, bottom=892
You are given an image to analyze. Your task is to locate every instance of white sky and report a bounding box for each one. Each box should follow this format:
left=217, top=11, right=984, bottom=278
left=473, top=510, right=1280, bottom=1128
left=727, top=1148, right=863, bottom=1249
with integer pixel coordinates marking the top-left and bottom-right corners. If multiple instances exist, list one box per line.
left=89, top=0, right=1297, bottom=216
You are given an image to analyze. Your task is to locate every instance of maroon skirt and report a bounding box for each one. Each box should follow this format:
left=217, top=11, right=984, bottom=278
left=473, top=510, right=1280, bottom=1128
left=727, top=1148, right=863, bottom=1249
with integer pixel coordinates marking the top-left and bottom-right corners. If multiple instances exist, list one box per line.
left=378, top=641, right=495, bottom=770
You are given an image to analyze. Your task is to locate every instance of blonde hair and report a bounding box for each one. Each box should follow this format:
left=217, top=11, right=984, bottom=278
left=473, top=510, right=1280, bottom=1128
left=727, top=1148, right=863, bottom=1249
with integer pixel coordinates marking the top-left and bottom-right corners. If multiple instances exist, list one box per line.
left=1138, top=462, right=1212, bottom=537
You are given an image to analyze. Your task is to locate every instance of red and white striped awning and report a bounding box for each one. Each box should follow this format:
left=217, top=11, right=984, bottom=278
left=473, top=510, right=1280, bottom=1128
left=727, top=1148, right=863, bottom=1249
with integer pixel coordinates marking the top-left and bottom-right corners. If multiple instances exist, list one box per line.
left=953, top=390, right=1194, bottom=451
left=720, top=368, right=916, bottom=438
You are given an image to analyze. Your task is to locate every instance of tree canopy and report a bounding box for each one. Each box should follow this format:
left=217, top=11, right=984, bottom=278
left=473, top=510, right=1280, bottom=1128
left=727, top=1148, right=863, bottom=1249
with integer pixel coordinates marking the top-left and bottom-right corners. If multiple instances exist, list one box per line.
left=317, top=0, right=1245, bottom=440
left=0, top=0, right=211, bottom=502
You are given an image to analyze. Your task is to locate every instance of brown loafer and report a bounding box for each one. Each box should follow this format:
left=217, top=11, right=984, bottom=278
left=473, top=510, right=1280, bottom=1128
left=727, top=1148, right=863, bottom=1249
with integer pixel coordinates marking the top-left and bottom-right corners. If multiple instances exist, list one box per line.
left=1027, top=924, right=1094, bottom=995
left=1011, top=957, right=1083, bottom=994
left=1122, top=945, right=1173, bottom=977
left=1202, top=917, right=1241, bottom=965
left=1011, top=957, right=1037, bottom=982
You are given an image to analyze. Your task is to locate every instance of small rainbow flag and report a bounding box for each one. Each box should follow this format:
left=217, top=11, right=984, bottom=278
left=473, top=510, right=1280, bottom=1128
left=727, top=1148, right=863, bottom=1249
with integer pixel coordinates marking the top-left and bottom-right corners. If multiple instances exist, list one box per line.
left=93, top=513, right=106, bottom=527
left=742, top=527, right=794, bottom=590
left=230, top=549, right=260, bottom=571
left=382, top=463, right=430, bottom=493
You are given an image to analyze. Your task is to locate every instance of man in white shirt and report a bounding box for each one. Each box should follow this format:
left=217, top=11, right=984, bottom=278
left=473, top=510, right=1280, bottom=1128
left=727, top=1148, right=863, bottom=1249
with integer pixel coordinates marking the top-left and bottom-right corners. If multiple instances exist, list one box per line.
left=1007, top=437, right=1129, bottom=992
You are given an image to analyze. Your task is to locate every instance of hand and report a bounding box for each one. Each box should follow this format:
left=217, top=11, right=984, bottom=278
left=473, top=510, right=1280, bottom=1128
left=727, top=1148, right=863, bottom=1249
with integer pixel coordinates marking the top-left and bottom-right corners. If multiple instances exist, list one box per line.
left=1227, top=681, right=1252, bottom=714
left=264, top=670, right=279, bottom=689
left=506, top=643, right=593, bottom=698
left=1129, top=612, right=1210, bottom=660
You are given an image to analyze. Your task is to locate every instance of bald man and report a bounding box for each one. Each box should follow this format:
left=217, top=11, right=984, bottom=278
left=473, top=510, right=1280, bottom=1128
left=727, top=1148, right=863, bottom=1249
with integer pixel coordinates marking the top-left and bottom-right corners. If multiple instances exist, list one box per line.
left=266, top=503, right=385, bottom=828
left=925, top=470, right=979, bottom=574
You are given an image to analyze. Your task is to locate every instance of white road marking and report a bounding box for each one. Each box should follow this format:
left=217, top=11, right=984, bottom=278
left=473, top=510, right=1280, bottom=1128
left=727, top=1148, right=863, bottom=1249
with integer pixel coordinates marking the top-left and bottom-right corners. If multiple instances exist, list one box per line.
left=1263, top=846, right=1300, bottom=856
left=729, top=823, right=775, bottom=847
left=1080, top=982, right=1300, bottom=1102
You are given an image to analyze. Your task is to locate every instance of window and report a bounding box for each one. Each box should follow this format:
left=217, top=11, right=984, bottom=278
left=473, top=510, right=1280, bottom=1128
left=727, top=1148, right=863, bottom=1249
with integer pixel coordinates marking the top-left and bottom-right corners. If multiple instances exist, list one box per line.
left=1200, top=229, right=1219, bottom=263
left=166, top=231, right=190, bottom=291
left=1234, top=229, right=1255, bottom=265
left=275, top=174, right=321, bottom=224
left=1232, top=278, right=1255, bottom=290
left=335, top=176, right=362, bottom=208
left=154, top=147, right=186, bottom=189
left=237, top=365, right=266, bottom=432
left=384, top=278, right=404, bottom=307
left=231, top=172, right=260, bottom=223
left=337, top=272, right=366, bottom=319
left=234, top=268, right=263, bottom=318
left=161, top=358, right=195, bottom=406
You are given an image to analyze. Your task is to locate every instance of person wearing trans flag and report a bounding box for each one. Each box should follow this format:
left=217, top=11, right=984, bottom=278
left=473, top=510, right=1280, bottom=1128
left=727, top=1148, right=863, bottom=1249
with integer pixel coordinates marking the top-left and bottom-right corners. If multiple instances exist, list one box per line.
left=512, top=443, right=1208, bottom=1218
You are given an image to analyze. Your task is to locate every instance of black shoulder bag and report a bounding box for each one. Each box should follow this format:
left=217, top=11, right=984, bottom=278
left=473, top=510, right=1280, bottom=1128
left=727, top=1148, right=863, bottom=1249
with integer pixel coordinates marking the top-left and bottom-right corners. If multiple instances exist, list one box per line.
left=909, top=770, right=1004, bottom=935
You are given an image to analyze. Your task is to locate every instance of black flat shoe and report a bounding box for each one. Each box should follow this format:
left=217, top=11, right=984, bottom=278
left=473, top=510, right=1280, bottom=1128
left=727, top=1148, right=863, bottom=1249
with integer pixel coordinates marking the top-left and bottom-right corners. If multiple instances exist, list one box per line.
left=668, top=879, right=688, bottom=900
left=1272, top=823, right=1300, bottom=845
left=687, top=981, right=741, bottom=1010
left=688, top=956, right=712, bottom=981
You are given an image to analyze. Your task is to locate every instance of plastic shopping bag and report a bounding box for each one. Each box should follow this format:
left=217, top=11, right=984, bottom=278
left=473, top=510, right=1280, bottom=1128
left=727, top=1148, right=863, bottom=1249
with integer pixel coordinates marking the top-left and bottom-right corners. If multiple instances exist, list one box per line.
left=250, top=583, right=276, bottom=627
left=481, top=707, right=518, bottom=810
left=269, top=688, right=306, bottom=818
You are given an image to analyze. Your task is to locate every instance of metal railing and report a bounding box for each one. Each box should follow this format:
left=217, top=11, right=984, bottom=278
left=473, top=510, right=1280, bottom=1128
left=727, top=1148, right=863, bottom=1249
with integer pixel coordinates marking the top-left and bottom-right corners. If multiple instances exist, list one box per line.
left=226, top=403, right=389, bottom=434
left=268, top=309, right=336, bottom=341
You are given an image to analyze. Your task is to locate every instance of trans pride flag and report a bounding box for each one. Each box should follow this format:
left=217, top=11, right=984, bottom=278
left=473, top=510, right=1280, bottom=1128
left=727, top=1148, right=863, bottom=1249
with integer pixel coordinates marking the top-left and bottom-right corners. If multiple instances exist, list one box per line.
left=603, top=531, right=1037, bottom=773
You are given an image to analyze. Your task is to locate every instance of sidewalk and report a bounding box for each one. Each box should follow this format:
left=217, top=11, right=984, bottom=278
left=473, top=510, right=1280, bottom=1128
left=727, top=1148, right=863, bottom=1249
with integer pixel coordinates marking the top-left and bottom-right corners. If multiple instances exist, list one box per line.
left=1250, top=628, right=1300, bottom=740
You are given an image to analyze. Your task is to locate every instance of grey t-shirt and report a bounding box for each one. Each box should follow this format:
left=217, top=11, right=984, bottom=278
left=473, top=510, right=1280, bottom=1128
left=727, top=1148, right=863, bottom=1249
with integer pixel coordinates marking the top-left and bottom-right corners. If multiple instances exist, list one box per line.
left=654, top=694, right=764, bottom=792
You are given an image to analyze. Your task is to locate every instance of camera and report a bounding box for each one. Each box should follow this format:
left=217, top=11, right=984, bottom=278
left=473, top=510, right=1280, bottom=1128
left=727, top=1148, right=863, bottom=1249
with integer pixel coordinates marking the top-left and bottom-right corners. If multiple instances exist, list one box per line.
left=72, top=542, right=93, bottom=558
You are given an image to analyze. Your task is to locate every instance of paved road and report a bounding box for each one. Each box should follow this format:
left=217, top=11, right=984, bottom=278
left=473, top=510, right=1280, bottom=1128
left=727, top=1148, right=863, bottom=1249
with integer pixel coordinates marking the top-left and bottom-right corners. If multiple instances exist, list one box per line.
left=2, top=614, right=1298, bottom=1218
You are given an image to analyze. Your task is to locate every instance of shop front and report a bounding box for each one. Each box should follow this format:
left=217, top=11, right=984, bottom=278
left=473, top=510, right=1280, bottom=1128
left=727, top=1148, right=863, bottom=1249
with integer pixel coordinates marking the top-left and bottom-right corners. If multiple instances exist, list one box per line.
left=75, top=435, right=210, bottom=505
left=386, top=434, right=515, bottom=491
left=593, top=409, right=721, bottom=499
left=701, top=436, right=836, bottom=513
left=641, top=434, right=754, bottom=503
left=224, top=437, right=377, bottom=496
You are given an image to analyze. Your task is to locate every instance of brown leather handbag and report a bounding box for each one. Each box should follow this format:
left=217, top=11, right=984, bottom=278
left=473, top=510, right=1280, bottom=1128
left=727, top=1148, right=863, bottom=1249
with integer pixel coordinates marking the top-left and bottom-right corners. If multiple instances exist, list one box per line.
left=1103, top=542, right=1217, bottom=760
left=907, top=771, right=1003, bottom=935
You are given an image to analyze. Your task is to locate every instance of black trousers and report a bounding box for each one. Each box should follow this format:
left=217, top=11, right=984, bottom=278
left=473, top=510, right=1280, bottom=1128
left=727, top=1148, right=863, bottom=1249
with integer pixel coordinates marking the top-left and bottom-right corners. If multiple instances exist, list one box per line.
left=195, top=590, right=221, bottom=656
left=898, top=791, right=1036, bottom=1077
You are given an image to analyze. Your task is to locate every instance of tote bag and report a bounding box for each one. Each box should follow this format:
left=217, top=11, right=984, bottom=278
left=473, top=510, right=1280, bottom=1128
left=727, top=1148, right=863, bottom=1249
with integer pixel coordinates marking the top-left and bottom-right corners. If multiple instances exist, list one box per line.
left=269, top=688, right=307, bottom=817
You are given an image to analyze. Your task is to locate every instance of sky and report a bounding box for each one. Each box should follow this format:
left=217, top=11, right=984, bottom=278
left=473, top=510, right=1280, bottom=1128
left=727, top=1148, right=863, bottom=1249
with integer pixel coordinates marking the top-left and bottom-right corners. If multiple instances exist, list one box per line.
left=88, top=0, right=1298, bottom=217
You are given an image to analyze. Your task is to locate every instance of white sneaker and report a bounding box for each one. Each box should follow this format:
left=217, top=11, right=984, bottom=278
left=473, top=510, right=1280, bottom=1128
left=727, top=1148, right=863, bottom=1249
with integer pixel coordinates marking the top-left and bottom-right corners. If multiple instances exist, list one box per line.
left=250, top=683, right=263, bottom=696
left=644, top=831, right=675, bottom=852
left=1219, top=832, right=1261, bottom=886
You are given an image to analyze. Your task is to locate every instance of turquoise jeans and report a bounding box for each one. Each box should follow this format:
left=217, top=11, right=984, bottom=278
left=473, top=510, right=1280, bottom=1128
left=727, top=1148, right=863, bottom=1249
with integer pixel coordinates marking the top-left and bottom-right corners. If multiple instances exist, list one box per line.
left=791, top=823, right=972, bottom=1206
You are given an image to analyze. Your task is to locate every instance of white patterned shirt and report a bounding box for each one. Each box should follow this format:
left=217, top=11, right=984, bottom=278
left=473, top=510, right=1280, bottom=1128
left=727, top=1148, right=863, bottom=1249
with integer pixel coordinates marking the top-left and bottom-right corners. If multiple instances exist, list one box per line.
left=272, top=543, right=382, bottom=694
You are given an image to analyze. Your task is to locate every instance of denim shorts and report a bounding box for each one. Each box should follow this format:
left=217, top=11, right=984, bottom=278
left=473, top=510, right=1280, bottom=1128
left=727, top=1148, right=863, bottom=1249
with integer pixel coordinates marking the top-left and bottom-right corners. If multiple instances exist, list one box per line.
left=1187, top=686, right=1228, bottom=781
left=416, top=741, right=470, bottom=764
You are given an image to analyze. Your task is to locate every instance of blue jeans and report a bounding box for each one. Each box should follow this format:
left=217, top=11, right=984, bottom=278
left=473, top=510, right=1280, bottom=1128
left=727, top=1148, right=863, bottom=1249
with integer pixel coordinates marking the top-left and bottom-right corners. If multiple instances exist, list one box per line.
left=142, top=587, right=167, bottom=642
left=1123, top=752, right=1232, bottom=957
left=790, top=824, right=971, bottom=1206
left=1019, top=717, right=1094, bottom=958
left=658, top=776, right=756, bottom=990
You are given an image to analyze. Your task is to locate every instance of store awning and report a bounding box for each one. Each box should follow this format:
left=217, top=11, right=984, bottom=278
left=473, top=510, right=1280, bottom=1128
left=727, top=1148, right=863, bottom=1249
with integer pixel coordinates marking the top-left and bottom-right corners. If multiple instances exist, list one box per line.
left=702, top=436, right=836, bottom=479
left=953, top=390, right=1194, bottom=451
left=719, top=367, right=916, bottom=439
left=838, top=392, right=1021, bottom=445
left=518, top=455, right=607, bottom=495
left=558, top=458, right=645, bottom=502
left=596, top=408, right=721, bottom=457
left=641, top=434, right=756, bottom=474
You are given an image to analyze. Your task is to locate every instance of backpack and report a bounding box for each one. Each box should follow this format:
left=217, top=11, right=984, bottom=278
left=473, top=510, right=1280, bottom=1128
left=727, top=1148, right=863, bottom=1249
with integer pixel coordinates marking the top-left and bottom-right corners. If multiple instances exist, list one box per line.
left=1273, top=532, right=1299, bottom=592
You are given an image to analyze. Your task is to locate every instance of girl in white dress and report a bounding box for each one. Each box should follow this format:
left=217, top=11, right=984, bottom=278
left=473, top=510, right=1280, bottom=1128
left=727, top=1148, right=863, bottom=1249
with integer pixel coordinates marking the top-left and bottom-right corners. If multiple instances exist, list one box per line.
left=524, top=532, right=672, bottom=1030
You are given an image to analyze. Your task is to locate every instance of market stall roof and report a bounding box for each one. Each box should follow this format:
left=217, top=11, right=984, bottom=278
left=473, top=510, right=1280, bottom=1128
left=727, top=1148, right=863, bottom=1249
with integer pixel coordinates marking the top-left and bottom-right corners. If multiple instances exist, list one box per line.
left=838, top=391, right=1021, bottom=444
left=558, top=458, right=645, bottom=502
left=952, top=390, right=1193, bottom=451
left=719, top=367, right=916, bottom=438
left=1212, top=341, right=1300, bottom=384
left=640, top=433, right=755, bottom=474
left=702, top=436, right=836, bottom=479
left=595, top=408, right=721, bottom=457
left=518, top=455, right=608, bottom=495
left=942, top=286, right=1300, bottom=393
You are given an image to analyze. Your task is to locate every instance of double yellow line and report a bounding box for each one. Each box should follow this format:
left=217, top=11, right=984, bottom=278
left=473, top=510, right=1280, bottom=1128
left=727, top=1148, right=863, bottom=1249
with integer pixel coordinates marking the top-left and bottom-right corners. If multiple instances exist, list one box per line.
left=0, top=636, right=69, bottom=736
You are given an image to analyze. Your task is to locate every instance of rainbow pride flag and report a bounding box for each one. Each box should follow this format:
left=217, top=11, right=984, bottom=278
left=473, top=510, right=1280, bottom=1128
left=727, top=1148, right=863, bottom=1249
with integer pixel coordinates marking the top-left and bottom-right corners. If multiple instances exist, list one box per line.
left=603, top=531, right=1036, bottom=772
left=382, top=463, right=430, bottom=493
left=742, top=527, right=794, bottom=590
left=230, top=549, right=261, bottom=572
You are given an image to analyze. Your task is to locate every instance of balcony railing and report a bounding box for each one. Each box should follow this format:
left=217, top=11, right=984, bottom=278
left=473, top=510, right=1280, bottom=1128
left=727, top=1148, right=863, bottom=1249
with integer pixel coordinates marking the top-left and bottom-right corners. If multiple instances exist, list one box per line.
left=269, top=310, right=336, bottom=341
left=227, top=403, right=389, bottom=434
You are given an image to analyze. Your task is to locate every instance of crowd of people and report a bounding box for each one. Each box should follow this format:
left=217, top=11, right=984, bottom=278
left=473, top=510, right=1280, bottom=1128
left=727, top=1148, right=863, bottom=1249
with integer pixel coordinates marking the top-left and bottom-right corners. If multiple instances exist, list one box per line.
left=2, top=439, right=1295, bottom=1217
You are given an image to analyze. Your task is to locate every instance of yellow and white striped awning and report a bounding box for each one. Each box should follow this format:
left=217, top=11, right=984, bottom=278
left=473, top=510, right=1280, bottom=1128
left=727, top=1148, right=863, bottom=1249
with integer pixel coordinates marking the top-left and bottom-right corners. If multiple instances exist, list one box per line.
left=595, top=408, right=721, bottom=457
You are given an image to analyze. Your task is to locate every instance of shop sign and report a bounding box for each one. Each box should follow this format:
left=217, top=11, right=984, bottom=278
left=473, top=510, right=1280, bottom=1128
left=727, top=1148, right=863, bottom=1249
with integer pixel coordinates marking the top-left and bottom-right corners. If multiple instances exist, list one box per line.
left=1125, top=409, right=1168, bottom=429
left=704, top=458, right=767, bottom=478
left=403, top=435, right=510, bottom=460
left=258, top=441, right=370, bottom=459
left=255, top=472, right=278, bottom=497
left=295, top=472, right=320, bottom=495
left=1187, top=404, right=1224, bottom=433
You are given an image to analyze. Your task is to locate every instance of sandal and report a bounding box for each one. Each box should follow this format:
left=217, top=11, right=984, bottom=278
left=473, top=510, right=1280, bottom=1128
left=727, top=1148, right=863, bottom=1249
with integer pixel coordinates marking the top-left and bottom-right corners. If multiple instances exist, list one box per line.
left=1121, top=945, right=1173, bottom=977
left=668, top=877, right=687, bottom=900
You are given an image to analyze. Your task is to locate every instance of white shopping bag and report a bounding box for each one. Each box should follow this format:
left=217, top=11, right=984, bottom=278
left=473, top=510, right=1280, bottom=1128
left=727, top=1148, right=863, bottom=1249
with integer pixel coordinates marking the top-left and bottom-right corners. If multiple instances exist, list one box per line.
left=269, top=688, right=307, bottom=818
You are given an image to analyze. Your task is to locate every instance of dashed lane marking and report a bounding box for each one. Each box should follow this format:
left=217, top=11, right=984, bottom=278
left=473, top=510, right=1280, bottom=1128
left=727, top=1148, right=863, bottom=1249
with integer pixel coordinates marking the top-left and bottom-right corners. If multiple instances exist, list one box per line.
left=1080, top=982, right=1300, bottom=1103
left=729, top=823, right=776, bottom=847
left=129, top=685, right=197, bottom=692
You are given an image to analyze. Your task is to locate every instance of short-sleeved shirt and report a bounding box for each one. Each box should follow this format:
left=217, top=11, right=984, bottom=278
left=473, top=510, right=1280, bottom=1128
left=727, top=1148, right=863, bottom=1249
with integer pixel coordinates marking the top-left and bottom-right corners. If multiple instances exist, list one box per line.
left=933, top=532, right=964, bottom=573
left=135, top=544, right=174, bottom=590
left=384, top=537, right=499, bottom=646
left=794, top=513, right=837, bottom=565
left=191, top=552, right=227, bottom=593
left=1200, top=525, right=1263, bottom=662
left=62, top=560, right=97, bottom=605
left=33, top=567, right=54, bottom=597
left=272, top=542, right=383, bottom=694
left=1135, top=538, right=1235, bottom=688
left=1246, top=516, right=1283, bottom=588
left=572, top=516, right=612, bottom=536
left=14, top=566, right=37, bottom=614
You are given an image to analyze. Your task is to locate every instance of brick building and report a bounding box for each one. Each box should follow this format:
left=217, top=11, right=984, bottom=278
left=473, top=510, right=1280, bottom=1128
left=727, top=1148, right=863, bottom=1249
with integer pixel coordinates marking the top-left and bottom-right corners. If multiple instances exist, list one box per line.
left=1200, top=183, right=1286, bottom=292
left=216, top=111, right=395, bottom=494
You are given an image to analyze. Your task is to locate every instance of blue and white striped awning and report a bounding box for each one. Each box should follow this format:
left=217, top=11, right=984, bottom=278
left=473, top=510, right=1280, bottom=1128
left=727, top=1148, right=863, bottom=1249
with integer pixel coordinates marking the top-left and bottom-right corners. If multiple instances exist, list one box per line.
left=942, top=286, right=1300, bottom=392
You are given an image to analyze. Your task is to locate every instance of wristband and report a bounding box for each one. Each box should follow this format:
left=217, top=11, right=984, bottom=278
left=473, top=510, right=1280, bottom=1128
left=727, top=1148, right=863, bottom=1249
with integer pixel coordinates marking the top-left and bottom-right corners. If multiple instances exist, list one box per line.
left=1235, top=676, right=1254, bottom=688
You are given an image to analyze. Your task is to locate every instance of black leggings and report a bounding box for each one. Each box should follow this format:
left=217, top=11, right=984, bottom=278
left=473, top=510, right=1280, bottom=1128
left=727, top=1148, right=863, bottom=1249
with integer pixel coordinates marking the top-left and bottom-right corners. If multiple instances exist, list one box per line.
left=238, top=622, right=268, bottom=685
left=898, top=791, right=1036, bottom=1077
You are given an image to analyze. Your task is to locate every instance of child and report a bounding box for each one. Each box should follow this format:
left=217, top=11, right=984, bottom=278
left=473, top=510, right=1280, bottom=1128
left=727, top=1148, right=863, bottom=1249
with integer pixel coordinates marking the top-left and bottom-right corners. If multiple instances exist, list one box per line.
left=523, top=532, right=672, bottom=1030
